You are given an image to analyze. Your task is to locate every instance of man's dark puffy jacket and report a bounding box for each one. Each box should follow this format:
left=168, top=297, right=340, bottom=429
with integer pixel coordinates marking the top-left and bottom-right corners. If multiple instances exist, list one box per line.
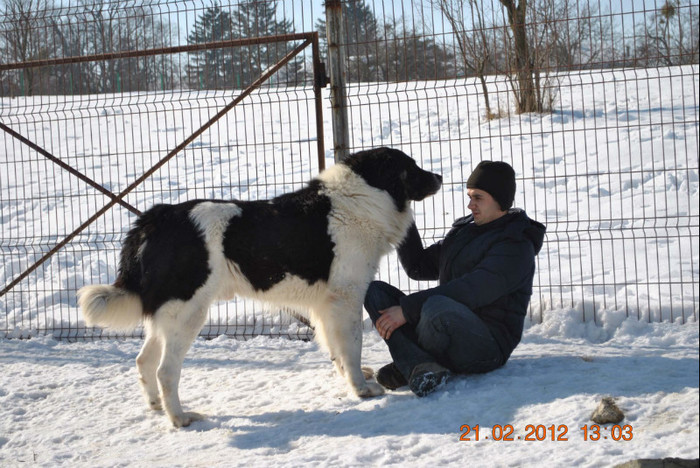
left=397, top=209, right=546, bottom=364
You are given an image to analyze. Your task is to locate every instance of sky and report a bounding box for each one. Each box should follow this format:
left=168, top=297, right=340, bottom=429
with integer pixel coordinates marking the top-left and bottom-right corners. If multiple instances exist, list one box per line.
left=170, top=0, right=697, bottom=43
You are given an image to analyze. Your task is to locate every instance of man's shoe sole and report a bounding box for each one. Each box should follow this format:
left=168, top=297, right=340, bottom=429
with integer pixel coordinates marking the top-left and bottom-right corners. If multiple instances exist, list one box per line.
left=409, top=366, right=450, bottom=397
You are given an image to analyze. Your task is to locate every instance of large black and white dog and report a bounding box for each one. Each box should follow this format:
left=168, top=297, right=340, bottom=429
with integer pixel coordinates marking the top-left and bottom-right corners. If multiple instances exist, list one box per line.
left=78, top=147, right=442, bottom=427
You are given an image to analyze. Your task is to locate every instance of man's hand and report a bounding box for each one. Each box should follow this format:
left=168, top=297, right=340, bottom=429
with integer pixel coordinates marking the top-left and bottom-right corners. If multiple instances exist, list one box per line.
left=376, top=305, right=407, bottom=340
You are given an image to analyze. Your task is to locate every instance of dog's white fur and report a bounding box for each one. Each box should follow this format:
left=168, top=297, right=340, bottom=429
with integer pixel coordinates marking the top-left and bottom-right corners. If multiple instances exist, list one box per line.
left=78, top=163, right=415, bottom=427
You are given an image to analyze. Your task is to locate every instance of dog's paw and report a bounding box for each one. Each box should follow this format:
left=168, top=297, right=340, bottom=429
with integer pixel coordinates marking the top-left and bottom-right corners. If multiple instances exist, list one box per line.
left=361, top=366, right=375, bottom=380
left=170, top=411, right=205, bottom=428
left=356, top=381, right=385, bottom=398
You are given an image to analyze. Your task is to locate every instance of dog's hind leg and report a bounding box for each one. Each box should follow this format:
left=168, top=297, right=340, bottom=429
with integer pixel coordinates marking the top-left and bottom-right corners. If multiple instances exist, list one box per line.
left=314, top=298, right=384, bottom=398
left=136, top=320, right=162, bottom=411
left=153, top=301, right=210, bottom=428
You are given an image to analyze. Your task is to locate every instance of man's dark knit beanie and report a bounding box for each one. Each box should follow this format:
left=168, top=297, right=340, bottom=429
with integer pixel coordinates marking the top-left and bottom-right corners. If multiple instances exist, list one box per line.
left=466, top=161, right=516, bottom=211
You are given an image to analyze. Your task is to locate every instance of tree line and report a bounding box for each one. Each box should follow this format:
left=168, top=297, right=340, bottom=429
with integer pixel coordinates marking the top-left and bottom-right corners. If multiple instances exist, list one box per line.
left=0, top=0, right=177, bottom=95
left=429, top=0, right=699, bottom=114
left=1, top=0, right=698, bottom=114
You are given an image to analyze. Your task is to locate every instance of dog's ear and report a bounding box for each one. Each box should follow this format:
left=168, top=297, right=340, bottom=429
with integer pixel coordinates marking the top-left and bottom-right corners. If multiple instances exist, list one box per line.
left=402, top=168, right=422, bottom=201
left=374, top=164, right=409, bottom=211
left=344, top=148, right=410, bottom=211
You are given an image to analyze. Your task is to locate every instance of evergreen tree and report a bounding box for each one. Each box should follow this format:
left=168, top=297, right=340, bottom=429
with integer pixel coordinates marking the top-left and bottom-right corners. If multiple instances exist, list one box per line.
left=317, top=1, right=454, bottom=82
left=316, top=0, right=381, bottom=81
left=378, top=20, right=456, bottom=81
left=186, top=3, right=234, bottom=89
left=230, top=0, right=301, bottom=88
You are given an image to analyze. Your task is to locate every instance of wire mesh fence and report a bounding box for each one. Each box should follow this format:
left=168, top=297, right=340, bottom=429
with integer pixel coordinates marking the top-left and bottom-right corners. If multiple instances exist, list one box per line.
left=1, top=0, right=698, bottom=340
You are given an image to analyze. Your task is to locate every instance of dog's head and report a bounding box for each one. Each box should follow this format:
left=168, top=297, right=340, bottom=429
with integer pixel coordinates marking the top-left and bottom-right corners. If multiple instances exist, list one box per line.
left=342, top=147, right=442, bottom=211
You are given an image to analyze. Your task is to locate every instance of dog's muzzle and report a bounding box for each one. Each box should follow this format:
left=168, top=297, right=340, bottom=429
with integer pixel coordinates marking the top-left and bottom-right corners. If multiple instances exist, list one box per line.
left=408, top=170, right=443, bottom=201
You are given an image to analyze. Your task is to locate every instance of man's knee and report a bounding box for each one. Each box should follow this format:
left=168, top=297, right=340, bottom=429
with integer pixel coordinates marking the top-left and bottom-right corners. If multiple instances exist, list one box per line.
left=415, top=296, right=459, bottom=355
left=364, top=280, right=384, bottom=309
left=417, top=296, right=467, bottom=333
left=364, top=281, right=401, bottom=323
left=416, top=295, right=499, bottom=366
left=365, top=280, right=387, bottom=300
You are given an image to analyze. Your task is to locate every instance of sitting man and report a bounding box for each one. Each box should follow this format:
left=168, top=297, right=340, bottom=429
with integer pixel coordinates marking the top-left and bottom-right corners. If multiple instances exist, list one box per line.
left=364, top=160, right=546, bottom=396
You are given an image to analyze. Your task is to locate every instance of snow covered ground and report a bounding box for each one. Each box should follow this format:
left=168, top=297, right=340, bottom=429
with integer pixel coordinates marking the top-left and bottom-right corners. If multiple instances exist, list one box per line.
left=0, top=311, right=698, bottom=467
left=1, top=65, right=698, bottom=466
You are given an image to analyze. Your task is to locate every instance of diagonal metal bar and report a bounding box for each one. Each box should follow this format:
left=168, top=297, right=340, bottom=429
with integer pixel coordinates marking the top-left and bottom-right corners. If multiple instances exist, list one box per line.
left=0, top=38, right=313, bottom=298
left=0, top=121, right=141, bottom=215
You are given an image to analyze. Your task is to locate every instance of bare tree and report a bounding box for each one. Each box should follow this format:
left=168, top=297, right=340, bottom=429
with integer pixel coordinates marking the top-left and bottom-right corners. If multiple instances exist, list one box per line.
left=548, top=1, right=613, bottom=70
left=638, top=0, right=700, bottom=66
left=524, top=0, right=561, bottom=113
left=48, top=14, right=95, bottom=94
left=74, top=0, right=175, bottom=93
left=430, top=0, right=563, bottom=115
left=0, top=0, right=53, bottom=95
left=1, top=0, right=177, bottom=95
left=431, top=0, right=500, bottom=118
left=497, top=0, right=539, bottom=113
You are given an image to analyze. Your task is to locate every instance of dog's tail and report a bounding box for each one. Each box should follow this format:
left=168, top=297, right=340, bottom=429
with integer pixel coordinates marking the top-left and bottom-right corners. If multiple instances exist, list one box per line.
left=77, top=284, right=143, bottom=331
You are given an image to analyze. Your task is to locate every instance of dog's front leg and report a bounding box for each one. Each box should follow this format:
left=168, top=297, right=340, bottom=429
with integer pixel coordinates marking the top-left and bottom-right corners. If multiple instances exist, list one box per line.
left=342, top=325, right=384, bottom=398
left=315, top=299, right=384, bottom=398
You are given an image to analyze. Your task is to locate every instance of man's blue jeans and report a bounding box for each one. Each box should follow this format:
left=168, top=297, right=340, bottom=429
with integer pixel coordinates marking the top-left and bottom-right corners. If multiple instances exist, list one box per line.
left=364, top=281, right=504, bottom=381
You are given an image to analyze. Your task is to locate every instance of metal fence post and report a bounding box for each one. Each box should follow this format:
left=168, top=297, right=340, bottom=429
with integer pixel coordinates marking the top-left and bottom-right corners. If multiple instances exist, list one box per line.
left=324, top=0, right=350, bottom=162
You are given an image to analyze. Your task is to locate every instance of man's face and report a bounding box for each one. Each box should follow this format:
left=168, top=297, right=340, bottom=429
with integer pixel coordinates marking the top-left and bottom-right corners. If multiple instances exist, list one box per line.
left=467, top=188, right=506, bottom=225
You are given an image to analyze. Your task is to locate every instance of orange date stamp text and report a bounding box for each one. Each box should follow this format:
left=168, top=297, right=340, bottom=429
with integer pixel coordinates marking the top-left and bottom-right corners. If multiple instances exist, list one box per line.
left=459, top=424, right=634, bottom=441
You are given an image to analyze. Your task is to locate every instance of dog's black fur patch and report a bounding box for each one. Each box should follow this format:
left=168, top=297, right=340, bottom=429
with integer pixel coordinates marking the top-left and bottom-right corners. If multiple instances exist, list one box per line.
left=223, top=179, right=335, bottom=292
left=116, top=200, right=210, bottom=315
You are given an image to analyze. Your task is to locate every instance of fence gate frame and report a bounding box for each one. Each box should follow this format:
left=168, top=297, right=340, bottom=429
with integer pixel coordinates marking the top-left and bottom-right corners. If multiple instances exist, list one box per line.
left=0, top=31, right=329, bottom=303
